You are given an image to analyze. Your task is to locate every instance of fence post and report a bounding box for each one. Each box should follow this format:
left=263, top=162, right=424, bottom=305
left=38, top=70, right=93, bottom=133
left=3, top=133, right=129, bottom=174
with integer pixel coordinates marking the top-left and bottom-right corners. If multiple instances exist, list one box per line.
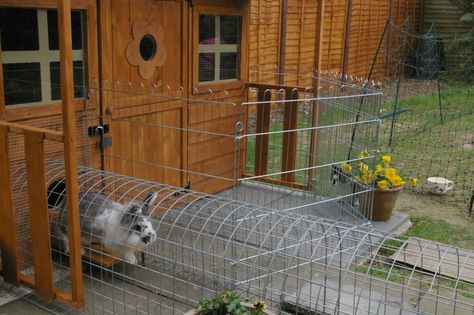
left=58, top=0, right=84, bottom=305
left=254, top=89, right=271, bottom=176
left=0, top=125, right=19, bottom=285
left=281, top=89, right=299, bottom=182
left=24, top=131, right=55, bottom=301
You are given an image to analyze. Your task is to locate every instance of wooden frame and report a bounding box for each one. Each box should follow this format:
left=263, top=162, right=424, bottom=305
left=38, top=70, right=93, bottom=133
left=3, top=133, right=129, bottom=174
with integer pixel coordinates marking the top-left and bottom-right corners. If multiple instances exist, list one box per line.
left=191, top=4, right=249, bottom=95
left=0, top=0, right=99, bottom=121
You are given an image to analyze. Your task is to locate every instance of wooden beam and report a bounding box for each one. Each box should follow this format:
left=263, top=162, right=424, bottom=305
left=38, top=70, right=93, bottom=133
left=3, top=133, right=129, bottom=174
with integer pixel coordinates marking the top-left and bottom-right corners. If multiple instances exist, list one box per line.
left=342, top=0, right=353, bottom=78
left=254, top=88, right=272, bottom=176
left=313, top=0, right=325, bottom=78
left=0, top=126, right=19, bottom=285
left=57, top=0, right=84, bottom=306
left=278, top=0, right=288, bottom=84
left=24, top=131, right=55, bottom=301
left=0, top=120, right=63, bottom=142
left=281, top=89, right=298, bottom=182
left=0, top=48, right=5, bottom=120
left=308, top=0, right=324, bottom=188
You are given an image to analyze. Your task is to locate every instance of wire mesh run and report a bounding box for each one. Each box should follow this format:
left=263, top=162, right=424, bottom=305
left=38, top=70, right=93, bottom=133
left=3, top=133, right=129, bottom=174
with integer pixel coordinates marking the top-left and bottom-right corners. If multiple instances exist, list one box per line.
left=87, top=72, right=382, bottom=225
left=10, top=161, right=474, bottom=315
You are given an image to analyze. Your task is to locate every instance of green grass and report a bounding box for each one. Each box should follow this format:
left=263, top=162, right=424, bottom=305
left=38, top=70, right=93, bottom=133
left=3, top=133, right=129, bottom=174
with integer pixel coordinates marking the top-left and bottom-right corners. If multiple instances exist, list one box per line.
left=404, top=216, right=474, bottom=250
left=378, top=84, right=474, bottom=201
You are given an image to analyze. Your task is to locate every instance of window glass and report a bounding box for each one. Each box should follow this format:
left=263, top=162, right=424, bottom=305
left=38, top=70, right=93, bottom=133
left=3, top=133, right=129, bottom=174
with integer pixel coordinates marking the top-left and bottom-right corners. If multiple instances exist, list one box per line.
left=1, top=8, right=86, bottom=106
left=47, top=10, right=84, bottom=50
left=220, top=53, right=238, bottom=80
left=50, top=61, right=85, bottom=100
left=0, top=8, right=39, bottom=51
left=198, top=14, right=241, bottom=84
left=220, top=16, right=240, bottom=45
left=199, top=15, right=215, bottom=44
left=3, top=63, right=42, bottom=105
left=199, top=53, right=215, bottom=82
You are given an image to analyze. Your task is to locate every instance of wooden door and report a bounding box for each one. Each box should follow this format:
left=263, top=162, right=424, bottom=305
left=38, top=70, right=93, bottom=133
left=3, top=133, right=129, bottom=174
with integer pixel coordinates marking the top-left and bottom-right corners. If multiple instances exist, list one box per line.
left=99, top=0, right=188, bottom=188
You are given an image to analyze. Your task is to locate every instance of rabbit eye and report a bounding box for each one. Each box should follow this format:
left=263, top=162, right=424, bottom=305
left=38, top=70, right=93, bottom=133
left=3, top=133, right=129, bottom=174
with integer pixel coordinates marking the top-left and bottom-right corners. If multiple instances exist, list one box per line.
left=133, top=224, right=142, bottom=232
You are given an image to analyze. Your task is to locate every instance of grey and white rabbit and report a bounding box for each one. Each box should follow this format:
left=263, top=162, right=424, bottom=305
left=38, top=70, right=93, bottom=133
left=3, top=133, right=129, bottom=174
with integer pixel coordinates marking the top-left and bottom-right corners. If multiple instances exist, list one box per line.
left=48, top=180, right=158, bottom=264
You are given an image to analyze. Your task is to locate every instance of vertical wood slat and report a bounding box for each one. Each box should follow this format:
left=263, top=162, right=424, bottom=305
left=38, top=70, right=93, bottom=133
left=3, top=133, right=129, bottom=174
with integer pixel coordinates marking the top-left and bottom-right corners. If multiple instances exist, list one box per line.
left=24, top=131, right=55, bottom=301
left=0, top=126, right=19, bottom=285
left=254, top=89, right=272, bottom=176
left=0, top=48, right=5, bottom=120
left=281, top=89, right=299, bottom=182
left=308, top=0, right=325, bottom=188
left=58, top=0, right=84, bottom=306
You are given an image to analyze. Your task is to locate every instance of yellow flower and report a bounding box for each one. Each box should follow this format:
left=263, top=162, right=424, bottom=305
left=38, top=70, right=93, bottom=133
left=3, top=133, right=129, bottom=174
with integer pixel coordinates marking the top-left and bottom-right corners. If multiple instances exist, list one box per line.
left=359, top=162, right=369, bottom=174
left=382, top=155, right=391, bottom=165
left=253, top=300, right=267, bottom=310
left=375, top=164, right=383, bottom=175
left=390, top=175, right=405, bottom=187
left=385, top=167, right=396, bottom=179
left=363, top=172, right=374, bottom=184
left=358, top=150, right=369, bottom=158
left=377, top=180, right=389, bottom=189
left=410, top=178, right=418, bottom=186
left=341, top=163, right=352, bottom=174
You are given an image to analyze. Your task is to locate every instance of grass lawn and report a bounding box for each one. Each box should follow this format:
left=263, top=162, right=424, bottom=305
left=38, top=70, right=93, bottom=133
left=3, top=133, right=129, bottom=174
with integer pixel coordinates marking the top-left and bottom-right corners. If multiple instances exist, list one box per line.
left=378, top=84, right=473, bottom=202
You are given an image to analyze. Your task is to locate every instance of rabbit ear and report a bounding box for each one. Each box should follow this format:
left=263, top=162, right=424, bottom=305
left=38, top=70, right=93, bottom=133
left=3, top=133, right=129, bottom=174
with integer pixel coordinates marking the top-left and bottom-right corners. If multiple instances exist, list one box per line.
left=48, top=179, right=66, bottom=209
left=141, top=192, right=158, bottom=215
left=120, top=204, right=141, bottom=226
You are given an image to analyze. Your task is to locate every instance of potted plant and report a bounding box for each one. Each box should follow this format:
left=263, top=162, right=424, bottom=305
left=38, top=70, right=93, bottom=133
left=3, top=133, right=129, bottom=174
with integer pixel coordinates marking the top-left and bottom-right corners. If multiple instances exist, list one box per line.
left=340, top=151, right=417, bottom=221
left=186, top=289, right=274, bottom=315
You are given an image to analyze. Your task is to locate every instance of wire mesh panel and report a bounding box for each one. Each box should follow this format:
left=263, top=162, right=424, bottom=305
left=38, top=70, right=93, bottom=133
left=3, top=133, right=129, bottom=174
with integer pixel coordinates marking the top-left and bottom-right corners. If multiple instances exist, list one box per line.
left=87, top=73, right=382, bottom=226
left=10, top=161, right=474, bottom=315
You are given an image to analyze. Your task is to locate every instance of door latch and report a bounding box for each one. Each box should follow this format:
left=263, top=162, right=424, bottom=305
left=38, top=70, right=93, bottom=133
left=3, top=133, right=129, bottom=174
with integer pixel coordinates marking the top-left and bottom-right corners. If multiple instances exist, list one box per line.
left=88, top=124, right=112, bottom=148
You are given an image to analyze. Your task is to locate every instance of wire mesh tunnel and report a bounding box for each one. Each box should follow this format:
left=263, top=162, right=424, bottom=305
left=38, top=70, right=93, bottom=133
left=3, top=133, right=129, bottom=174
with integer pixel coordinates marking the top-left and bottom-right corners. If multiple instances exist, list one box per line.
left=11, top=161, right=474, bottom=314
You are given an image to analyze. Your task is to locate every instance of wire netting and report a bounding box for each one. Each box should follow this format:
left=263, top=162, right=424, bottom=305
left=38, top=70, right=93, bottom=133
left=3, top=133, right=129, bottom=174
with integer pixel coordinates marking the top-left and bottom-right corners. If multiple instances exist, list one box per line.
left=369, top=19, right=474, bottom=208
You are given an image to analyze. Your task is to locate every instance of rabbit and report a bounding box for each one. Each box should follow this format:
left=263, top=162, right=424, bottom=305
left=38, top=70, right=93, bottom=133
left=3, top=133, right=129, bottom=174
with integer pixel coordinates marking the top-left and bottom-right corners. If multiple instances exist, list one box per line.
left=47, top=180, right=158, bottom=265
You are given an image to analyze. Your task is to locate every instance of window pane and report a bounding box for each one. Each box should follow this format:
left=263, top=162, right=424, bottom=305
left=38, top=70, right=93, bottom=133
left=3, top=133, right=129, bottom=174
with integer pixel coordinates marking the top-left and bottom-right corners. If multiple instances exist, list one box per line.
left=47, top=10, right=84, bottom=50
left=220, top=53, right=238, bottom=80
left=199, top=53, right=215, bottom=82
left=3, top=63, right=42, bottom=105
left=50, top=61, right=85, bottom=100
left=0, top=8, right=39, bottom=51
left=220, top=16, right=241, bottom=45
left=199, top=15, right=215, bottom=44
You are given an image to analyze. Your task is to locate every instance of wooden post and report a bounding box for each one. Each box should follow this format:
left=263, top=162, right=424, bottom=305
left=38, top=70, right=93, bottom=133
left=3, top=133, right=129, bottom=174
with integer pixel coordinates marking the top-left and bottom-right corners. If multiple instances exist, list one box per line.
left=281, top=89, right=298, bottom=182
left=278, top=0, right=288, bottom=84
left=308, top=0, right=324, bottom=189
left=254, top=89, right=272, bottom=176
left=0, top=126, right=19, bottom=285
left=24, top=131, right=55, bottom=301
left=0, top=48, right=5, bottom=120
left=57, top=0, right=84, bottom=305
left=342, top=0, right=353, bottom=78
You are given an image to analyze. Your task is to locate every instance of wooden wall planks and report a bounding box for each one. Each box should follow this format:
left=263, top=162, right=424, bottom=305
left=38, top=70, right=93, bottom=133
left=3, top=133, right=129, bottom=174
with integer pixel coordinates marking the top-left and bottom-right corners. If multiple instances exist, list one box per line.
left=249, top=0, right=422, bottom=81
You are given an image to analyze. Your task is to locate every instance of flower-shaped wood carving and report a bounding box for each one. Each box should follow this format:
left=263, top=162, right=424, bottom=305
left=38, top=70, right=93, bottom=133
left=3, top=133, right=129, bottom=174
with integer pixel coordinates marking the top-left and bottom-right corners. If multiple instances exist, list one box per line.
left=126, top=19, right=167, bottom=80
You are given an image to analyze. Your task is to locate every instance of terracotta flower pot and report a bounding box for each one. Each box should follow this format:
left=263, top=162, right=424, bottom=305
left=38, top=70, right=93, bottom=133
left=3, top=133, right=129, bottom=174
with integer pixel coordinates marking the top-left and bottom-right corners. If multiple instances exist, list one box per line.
left=372, top=186, right=403, bottom=221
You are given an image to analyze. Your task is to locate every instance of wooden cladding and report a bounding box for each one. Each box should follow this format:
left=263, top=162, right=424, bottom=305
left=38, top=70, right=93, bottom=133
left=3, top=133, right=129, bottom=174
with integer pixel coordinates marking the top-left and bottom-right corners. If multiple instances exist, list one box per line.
left=250, top=0, right=422, bottom=81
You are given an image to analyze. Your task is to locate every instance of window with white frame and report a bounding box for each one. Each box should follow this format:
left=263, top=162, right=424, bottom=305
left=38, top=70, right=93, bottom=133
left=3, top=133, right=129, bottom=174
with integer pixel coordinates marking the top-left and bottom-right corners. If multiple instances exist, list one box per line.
left=198, top=14, right=242, bottom=83
left=0, top=7, right=85, bottom=106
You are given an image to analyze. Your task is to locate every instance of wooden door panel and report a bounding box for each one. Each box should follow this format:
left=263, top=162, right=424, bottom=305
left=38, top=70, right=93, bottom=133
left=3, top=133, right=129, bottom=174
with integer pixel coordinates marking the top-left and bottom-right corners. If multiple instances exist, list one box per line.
left=103, top=0, right=186, bottom=188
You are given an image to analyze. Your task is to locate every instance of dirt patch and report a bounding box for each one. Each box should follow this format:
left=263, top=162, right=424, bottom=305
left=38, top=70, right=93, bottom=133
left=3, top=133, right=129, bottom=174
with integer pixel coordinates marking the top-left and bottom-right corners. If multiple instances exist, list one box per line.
left=394, top=190, right=474, bottom=227
left=455, top=132, right=474, bottom=150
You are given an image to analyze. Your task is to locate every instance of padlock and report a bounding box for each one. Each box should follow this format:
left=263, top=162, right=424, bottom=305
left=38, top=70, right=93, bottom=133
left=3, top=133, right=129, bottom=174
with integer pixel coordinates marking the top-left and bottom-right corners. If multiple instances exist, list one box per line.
left=100, top=135, right=113, bottom=149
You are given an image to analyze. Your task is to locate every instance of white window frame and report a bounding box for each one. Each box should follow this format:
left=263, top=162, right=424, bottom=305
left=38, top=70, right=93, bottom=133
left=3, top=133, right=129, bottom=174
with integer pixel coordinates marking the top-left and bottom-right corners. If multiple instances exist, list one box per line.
left=198, top=15, right=240, bottom=84
left=2, top=8, right=84, bottom=105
